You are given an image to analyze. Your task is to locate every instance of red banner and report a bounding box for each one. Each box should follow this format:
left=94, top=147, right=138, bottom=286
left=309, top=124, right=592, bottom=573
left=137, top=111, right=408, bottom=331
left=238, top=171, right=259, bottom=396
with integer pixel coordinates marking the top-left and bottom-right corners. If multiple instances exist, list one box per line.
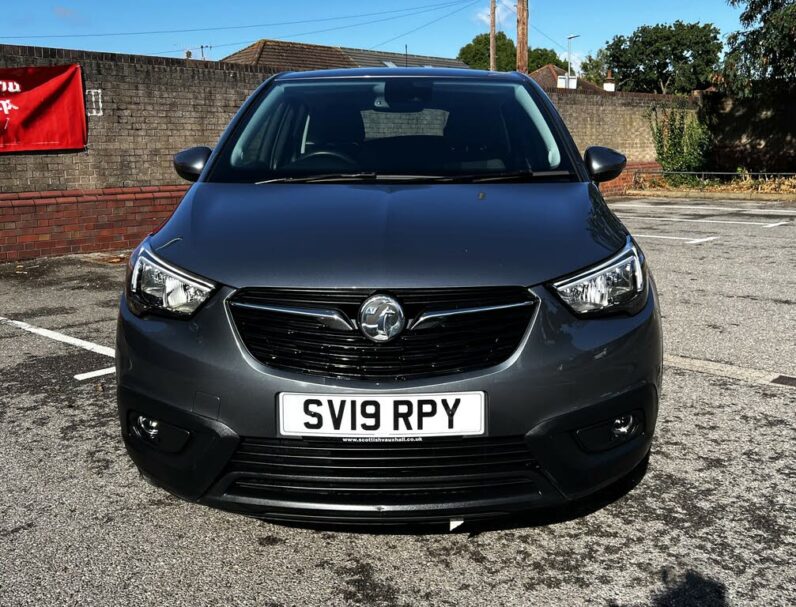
left=0, top=64, right=87, bottom=153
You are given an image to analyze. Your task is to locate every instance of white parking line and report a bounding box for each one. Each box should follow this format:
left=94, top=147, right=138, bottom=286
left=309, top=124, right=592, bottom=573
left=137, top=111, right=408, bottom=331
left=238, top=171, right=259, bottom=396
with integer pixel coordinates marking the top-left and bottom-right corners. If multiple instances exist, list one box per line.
left=0, top=315, right=115, bottom=357
left=618, top=215, right=787, bottom=227
left=0, top=315, right=116, bottom=381
left=612, top=203, right=796, bottom=216
left=74, top=367, right=116, bottom=381
left=664, top=354, right=782, bottom=386
left=634, top=234, right=719, bottom=244
left=685, top=236, right=720, bottom=244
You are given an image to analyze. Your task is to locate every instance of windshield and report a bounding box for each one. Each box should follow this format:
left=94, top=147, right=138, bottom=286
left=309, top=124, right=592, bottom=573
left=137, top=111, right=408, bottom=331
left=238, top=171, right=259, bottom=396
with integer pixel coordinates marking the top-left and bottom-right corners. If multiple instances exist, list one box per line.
left=208, top=76, right=575, bottom=183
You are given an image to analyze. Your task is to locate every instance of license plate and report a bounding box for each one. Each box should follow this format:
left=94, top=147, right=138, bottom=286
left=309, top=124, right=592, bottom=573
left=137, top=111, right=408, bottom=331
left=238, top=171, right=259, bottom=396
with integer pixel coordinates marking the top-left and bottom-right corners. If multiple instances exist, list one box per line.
left=278, top=392, right=485, bottom=438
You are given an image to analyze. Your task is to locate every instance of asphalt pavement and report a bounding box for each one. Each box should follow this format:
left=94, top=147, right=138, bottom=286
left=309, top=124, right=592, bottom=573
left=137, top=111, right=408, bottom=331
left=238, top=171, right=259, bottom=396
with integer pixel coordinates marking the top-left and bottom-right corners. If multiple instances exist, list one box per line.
left=0, top=196, right=794, bottom=606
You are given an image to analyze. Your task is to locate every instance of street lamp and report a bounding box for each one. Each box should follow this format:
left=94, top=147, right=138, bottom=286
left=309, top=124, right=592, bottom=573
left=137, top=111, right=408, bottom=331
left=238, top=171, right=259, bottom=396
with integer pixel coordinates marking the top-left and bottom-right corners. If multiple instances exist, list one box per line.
left=567, top=34, right=580, bottom=89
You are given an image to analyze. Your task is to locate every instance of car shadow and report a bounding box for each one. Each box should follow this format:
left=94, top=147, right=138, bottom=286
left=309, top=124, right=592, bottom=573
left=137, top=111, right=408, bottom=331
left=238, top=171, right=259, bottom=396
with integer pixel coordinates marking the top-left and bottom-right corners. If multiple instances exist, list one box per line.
left=610, top=568, right=728, bottom=607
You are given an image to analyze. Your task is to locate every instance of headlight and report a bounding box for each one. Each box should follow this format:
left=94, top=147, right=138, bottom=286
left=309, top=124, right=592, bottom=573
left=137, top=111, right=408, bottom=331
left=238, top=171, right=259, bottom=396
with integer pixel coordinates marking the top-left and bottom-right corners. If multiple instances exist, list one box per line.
left=551, top=237, right=646, bottom=316
left=127, top=242, right=215, bottom=318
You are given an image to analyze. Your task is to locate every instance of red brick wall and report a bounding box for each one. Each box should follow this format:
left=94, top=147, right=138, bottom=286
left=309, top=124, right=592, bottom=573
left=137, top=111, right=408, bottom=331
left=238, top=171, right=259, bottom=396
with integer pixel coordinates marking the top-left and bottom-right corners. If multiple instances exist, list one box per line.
left=0, top=185, right=188, bottom=262
left=0, top=161, right=654, bottom=263
left=600, top=161, right=659, bottom=197
left=0, top=44, right=275, bottom=263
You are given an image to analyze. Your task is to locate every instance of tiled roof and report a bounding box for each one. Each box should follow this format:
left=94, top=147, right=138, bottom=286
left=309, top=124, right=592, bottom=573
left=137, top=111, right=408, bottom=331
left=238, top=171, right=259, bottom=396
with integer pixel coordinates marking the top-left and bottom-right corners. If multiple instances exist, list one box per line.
left=222, top=39, right=467, bottom=71
left=222, top=41, right=265, bottom=66
left=340, top=47, right=468, bottom=69
left=223, top=40, right=357, bottom=71
left=528, top=64, right=604, bottom=93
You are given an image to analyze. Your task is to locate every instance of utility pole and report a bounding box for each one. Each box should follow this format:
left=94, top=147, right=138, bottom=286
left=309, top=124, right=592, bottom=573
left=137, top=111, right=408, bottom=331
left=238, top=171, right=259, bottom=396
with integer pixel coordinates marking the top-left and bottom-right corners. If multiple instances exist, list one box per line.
left=566, top=34, right=580, bottom=88
left=489, top=0, right=496, bottom=71
left=516, top=0, right=528, bottom=73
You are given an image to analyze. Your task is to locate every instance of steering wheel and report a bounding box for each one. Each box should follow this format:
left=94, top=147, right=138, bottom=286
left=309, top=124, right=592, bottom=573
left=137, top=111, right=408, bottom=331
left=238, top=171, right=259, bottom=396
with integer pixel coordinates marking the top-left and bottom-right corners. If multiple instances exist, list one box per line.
left=300, top=149, right=358, bottom=166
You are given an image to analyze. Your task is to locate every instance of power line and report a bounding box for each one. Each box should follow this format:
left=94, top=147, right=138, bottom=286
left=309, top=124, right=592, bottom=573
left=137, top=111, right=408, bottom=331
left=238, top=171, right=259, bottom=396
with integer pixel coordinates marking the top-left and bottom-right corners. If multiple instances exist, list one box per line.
left=152, top=1, right=472, bottom=57
left=370, top=0, right=480, bottom=50
left=531, top=25, right=567, bottom=51
left=0, top=0, right=468, bottom=40
left=484, top=0, right=568, bottom=51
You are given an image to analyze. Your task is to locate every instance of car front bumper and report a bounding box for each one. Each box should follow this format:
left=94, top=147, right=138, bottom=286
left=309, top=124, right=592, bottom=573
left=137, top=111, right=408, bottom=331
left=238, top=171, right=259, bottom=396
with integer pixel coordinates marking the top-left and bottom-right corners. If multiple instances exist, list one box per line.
left=116, top=283, right=662, bottom=524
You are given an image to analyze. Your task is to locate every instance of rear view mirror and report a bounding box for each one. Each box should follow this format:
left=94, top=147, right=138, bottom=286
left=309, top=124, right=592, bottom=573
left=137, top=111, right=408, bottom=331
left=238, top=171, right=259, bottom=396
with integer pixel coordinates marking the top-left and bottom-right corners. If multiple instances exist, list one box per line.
left=383, top=79, right=433, bottom=112
left=174, top=146, right=212, bottom=182
left=584, top=146, right=626, bottom=183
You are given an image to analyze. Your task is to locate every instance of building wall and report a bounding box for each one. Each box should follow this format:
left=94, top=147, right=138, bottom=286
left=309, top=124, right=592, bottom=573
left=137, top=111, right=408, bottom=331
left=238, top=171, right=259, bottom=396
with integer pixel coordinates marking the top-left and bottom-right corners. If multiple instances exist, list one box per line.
left=0, top=45, right=279, bottom=261
left=0, top=186, right=187, bottom=261
left=545, top=88, right=696, bottom=164
left=0, top=44, right=699, bottom=261
left=0, top=44, right=279, bottom=193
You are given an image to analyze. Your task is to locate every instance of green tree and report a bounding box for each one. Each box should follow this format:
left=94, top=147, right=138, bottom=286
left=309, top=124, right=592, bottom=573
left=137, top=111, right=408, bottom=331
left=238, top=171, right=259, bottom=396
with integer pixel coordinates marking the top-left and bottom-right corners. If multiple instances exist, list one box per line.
left=458, top=33, right=567, bottom=73
left=527, top=47, right=567, bottom=72
left=724, top=0, right=796, bottom=90
left=602, top=21, right=722, bottom=94
left=649, top=106, right=711, bottom=172
left=457, top=31, right=517, bottom=72
left=580, top=49, right=609, bottom=85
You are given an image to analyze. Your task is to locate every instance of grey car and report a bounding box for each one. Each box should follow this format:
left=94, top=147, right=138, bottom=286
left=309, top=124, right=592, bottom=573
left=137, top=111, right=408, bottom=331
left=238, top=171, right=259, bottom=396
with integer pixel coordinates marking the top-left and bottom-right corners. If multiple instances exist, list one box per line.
left=117, top=68, right=662, bottom=525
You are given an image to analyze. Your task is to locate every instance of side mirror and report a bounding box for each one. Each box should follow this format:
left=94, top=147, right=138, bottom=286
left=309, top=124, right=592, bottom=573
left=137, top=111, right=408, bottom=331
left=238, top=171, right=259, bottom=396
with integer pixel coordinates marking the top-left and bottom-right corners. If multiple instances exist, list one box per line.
left=584, top=146, right=626, bottom=183
left=174, top=146, right=212, bottom=182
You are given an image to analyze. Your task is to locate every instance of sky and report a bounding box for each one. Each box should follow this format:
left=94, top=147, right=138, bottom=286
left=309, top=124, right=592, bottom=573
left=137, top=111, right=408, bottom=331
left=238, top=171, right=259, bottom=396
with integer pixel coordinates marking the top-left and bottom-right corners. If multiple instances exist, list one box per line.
left=2, top=1, right=744, bottom=68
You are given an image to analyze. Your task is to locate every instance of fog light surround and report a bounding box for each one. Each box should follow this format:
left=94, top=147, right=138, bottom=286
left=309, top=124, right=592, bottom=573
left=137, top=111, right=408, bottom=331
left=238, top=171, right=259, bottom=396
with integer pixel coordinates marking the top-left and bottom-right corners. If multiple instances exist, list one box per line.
left=575, top=409, right=644, bottom=452
left=611, top=414, right=635, bottom=438
left=135, top=415, right=160, bottom=441
left=127, top=411, right=192, bottom=453
left=136, top=415, right=160, bottom=440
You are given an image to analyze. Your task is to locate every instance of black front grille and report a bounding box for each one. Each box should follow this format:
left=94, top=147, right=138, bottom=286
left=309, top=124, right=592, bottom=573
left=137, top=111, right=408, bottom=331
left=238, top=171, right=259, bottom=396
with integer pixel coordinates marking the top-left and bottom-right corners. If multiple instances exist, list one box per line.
left=224, top=436, right=540, bottom=506
left=229, top=287, right=535, bottom=381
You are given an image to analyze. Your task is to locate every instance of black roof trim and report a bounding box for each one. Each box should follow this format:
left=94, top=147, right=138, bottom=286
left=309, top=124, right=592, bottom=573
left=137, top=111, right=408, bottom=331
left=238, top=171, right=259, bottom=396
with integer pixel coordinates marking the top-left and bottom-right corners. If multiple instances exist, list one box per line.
left=276, top=67, right=525, bottom=80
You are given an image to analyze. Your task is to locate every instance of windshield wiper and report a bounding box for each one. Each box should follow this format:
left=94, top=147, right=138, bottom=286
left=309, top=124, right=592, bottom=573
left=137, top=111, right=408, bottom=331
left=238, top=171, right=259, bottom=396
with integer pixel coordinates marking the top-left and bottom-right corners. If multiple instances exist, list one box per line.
left=256, top=172, right=379, bottom=184
left=431, top=170, right=575, bottom=183
left=256, top=170, right=575, bottom=184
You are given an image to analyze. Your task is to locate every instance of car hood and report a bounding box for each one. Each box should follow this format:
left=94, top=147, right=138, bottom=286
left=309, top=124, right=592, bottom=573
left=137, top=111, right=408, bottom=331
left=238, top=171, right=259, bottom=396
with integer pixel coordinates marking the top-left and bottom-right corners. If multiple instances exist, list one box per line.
left=149, top=182, right=627, bottom=289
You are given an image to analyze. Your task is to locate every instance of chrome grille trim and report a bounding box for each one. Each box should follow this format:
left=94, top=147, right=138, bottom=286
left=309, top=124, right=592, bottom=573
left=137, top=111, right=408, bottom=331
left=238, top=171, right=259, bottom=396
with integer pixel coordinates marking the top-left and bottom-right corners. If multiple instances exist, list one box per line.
left=229, top=301, right=355, bottom=331
left=408, top=299, right=534, bottom=330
